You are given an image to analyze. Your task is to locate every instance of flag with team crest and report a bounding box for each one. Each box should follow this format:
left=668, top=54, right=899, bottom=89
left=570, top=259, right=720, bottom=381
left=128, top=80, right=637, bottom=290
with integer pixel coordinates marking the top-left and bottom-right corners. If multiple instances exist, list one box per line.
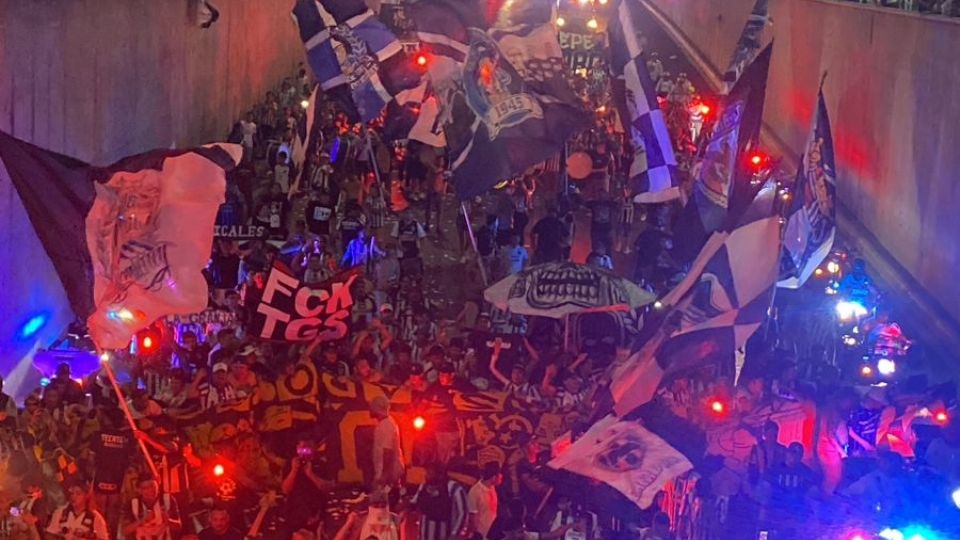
left=549, top=415, right=692, bottom=509
left=682, top=44, right=772, bottom=249
left=0, top=130, right=241, bottom=349
left=779, top=85, right=837, bottom=289
left=608, top=0, right=680, bottom=204
left=722, top=0, right=771, bottom=94
left=292, top=0, right=421, bottom=122
left=609, top=181, right=780, bottom=417
left=412, top=0, right=589, bottom=199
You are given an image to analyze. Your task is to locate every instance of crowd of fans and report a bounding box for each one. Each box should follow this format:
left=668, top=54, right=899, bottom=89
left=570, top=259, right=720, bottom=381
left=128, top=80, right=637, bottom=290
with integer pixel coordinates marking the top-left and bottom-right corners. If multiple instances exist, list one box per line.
left=847, top=0, right=959, bottom=16
left=2, top=32, right=960, bottom=540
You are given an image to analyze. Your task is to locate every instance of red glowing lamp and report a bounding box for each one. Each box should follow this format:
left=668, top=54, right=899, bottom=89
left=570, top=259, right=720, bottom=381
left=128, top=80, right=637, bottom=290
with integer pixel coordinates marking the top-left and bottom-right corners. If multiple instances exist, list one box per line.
left=416, top=54, right=428, bottom=67
left=936, top=411, right=949, bottom=424
left=413, top=416, right=426, bottom=431
left=698, top=103, right=711, bottom=115
left=213, top=463, right=225, bottom=477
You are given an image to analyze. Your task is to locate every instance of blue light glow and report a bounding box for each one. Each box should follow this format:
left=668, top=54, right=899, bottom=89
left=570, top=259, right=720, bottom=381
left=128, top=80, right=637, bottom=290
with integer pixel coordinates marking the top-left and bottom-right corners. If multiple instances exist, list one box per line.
left=18, top=313, right=48, bottom=340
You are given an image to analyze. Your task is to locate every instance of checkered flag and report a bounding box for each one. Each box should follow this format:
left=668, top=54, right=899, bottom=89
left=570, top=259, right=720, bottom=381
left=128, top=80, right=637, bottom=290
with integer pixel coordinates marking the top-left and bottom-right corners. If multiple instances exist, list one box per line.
left=608, top=0, right=680, bottom=204
left=609, top=182, right=781, bottom=417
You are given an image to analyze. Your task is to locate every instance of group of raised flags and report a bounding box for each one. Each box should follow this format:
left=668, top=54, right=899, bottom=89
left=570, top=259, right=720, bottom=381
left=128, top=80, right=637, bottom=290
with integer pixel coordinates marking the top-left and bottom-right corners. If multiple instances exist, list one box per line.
left=0, top=0, right=840, bottom=512
left=409, top=0, right=590, bottom=198
left=548, top=0, right=838, bottom=510
left=292, top=0, right=588, bottom=199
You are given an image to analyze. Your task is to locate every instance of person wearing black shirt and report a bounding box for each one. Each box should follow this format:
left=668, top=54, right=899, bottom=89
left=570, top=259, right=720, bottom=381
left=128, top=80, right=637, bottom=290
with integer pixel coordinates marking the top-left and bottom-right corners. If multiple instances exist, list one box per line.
left=305, top=191, right=336, bottom=238
left=280, top=438, right=334, bottom=537
left=532, top=208, right=566, bottom=265
left=199, top=505, right=244, bottom=540
left=338, top=206, right=365, bottom=248
left=763, top=443, right=814, bottom=539
left=46, top=363, right=84, bottom=405
left=587, top=196, right=617, bottom=254
left=175, top=331, right=211, bottom=373
left=210, top=240, right=242, bottom=296
left=633, top=226, right=670, bottom=285
left=91, top=408, right=133, bottom=536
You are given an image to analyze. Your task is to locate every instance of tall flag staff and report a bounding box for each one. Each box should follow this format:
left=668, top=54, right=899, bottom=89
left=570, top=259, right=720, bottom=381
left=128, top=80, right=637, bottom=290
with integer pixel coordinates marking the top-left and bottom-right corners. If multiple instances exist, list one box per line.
left=0, top=131, right=241, bottom=480
left=99, top=351, right=160, bottom=479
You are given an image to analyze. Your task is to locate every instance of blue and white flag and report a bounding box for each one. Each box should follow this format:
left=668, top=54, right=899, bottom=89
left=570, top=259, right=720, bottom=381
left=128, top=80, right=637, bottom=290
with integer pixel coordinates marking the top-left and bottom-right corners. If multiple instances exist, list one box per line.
left=610, top=182, right=780, bottom=417
left=411, top=0, right=588, bottom=200
left=722, top=0, right=770, bottom=94
left=779, top=86, right=837, bottom=289
left=608, top=0, right=680, bottom=204
left=292, top=0, right=421, bottom=122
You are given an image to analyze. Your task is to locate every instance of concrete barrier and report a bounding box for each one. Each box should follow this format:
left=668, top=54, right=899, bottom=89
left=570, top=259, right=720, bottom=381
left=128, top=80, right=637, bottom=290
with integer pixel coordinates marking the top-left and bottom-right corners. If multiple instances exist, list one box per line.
left=0, top=0, right=303, bottom=163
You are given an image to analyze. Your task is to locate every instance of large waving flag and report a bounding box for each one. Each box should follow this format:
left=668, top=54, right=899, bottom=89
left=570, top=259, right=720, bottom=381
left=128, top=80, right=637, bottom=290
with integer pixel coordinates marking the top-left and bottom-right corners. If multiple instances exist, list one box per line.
left=292, top=0, right=421, bottom=122
left=680, top=44, right=772, bottom=254
left=412, top=0, right=589, bottom=199
left=0, top=130, right=241, bottom=349
left=383, top=80, right=447, bottom=147
left=549, top=415, right=692, bottom=509
left=779, top=85, right=837, bottom=289
left=608, top=0, right=680, bottom=204
left=610, top=182, right=780, bottom=417
left=722, top=0, right=771, bottom=94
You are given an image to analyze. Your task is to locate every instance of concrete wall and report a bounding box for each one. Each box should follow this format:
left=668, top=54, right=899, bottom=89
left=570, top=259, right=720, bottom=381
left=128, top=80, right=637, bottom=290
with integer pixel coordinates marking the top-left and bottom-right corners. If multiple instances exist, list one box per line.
left=0, top=0, right=303, bottom=400
left=647, top=0, right=960, bottom=326
left=0, top=0, right=303, bottom=163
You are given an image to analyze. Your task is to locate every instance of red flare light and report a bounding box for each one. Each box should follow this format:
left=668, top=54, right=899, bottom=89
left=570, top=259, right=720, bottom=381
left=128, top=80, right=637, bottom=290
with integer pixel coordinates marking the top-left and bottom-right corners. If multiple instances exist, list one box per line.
left=213, top=464, right=225, bottom=477
left=413, top=416, right=426, bottom=431
left=416, top=54, right=428, bottom=67
left=698, top=104, right=711, bottom=115
left=936, top=411, right=949, bottom=424
left=709, top=400, right=726, bottom=415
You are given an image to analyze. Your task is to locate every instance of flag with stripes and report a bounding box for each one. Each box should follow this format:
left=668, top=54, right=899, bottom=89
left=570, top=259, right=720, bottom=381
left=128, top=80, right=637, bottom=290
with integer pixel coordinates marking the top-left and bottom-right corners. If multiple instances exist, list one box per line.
left=292, top=0, right=421, bottom=123
left=290, top=85, right=322, bottom=197
left=382, top=80, right=447, bottom=147
left=0, top=130, right=241, bottom=349
left=608, top=0, right=680, bottom=204
left=779, top=85, right=837, bottom=288
left=609, top=181, right=780, bottom=417
left=722, top=0, right=771, bottom=94
left=412, top=0, right=589, bottom=200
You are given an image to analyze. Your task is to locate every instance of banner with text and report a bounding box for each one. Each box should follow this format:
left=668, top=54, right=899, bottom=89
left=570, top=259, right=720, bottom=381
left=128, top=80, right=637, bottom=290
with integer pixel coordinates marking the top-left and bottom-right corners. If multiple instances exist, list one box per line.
left=248, top=264, right=362, bottom=342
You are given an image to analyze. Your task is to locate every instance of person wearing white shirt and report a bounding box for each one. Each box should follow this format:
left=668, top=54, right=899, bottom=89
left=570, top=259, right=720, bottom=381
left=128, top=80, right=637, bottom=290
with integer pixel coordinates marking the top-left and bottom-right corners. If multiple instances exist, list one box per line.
left=47, top=480, right=109, bottom=540
left=465, top=463, right=502, bottom=540
left=239, top=114, right=257, bottom=153
left=371, top=396, right=404, bottom=488
left=121, top=475, right=181, bottom=540
left=501, top=233, right=529, bottom=277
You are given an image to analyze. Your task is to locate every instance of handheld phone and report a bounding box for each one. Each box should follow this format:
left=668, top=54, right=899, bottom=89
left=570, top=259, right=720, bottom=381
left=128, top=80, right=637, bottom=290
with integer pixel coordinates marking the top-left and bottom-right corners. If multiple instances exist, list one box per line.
left=758, top=532, right=768, bottom=540
left=297, top=446, right=314, bottom=458
left=9, top=507, right=21, bottom=517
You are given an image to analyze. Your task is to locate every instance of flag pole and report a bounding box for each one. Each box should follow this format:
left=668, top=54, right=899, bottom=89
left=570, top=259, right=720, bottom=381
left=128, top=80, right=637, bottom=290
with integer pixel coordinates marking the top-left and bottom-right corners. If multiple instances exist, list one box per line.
left=460, top=202, right=489, bottom=286
left=98, top=351, right=160, bottom=479
left=365, top=131, right=389, bottom=212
